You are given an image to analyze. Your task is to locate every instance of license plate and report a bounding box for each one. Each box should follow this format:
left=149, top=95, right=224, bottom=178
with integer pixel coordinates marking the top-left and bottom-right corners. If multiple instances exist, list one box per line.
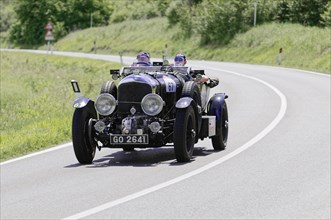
left=110, top=135, right=149, bottom=144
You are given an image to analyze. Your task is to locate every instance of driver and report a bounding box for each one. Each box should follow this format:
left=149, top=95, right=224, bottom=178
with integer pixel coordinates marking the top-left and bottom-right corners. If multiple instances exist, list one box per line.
left=132, top=51, right=152, bottom=66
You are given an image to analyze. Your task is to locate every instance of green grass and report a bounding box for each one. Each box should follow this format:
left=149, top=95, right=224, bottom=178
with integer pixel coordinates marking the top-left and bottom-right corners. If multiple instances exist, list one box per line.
left=50, top=18, right=330, bottom=74
left=0, top=52, right=121, bottom=162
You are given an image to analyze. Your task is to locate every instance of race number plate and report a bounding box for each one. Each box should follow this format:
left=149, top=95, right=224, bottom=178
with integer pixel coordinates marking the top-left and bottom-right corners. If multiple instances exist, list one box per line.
left=110, top=135, right=149, bottom=144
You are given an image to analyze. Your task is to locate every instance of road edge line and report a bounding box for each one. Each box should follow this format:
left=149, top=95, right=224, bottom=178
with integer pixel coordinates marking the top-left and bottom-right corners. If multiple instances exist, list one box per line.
left=0, top=142, right=72, bottom=166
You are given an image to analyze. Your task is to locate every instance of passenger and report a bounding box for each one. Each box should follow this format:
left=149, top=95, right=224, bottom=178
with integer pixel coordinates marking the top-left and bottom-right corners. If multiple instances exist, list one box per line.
left=174, top=54, right=218, bottom=86
left=174, top=54, right=187, bottom=67
left=132, top=51, right=152, bottom=66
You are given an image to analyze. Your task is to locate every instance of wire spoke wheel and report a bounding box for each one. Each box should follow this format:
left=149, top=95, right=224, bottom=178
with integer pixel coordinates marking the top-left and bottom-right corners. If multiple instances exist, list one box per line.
left=211, top=102, right=229, bottom=151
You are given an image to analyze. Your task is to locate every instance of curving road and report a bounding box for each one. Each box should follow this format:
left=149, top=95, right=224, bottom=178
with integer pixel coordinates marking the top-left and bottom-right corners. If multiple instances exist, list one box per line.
left=1, top=50, right=330, bottom=219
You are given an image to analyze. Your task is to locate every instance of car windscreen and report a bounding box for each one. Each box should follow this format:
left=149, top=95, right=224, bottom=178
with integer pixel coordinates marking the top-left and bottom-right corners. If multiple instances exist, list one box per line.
left=121, top=66, right=190, bottom=76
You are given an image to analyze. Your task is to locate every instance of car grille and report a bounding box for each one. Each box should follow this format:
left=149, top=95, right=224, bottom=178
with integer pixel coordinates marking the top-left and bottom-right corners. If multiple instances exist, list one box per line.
left=117, top=81, right=152, bottom=114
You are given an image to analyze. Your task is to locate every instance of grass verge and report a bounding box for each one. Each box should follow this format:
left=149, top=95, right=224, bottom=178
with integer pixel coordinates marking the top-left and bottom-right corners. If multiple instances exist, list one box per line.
left=0, top=52, right=120, bottom=162
left=49, top=18, right=330, bottom=74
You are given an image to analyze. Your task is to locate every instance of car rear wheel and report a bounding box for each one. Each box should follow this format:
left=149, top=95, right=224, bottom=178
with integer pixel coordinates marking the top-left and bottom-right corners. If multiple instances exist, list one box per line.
left=99, top=81, right=117, bottom=119
left=72, top=101, right=97, bottom=164
left=181, top=81, right=201, bottom=143
left=181, top=81, right=201, bottom=108
left=174, top=105, right=196, bottom=162
left=100, top=81, right=117, bottom=97
left=211, top=102, right=229, bottom=151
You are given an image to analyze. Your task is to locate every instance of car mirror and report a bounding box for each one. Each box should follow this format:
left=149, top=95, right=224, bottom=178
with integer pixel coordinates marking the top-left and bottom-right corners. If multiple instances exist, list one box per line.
left=110, top=69, right=120, bottom=75
left=110, top=69, right=120, bottom=80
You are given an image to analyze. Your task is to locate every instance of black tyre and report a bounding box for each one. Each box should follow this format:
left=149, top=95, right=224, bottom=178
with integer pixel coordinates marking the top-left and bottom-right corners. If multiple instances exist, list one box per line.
left=174, top=105, right=196, bottom=162
left=72, top=101, right=97, bottom=164
left=181, top=81, right=201, bottom=142
left=99, top=81, right=117, bottom=119
left=211, top=102, right=229, bottom=151
left=100, top=81, right=117, bottom=97
left=181, top=81, right=201, bottom=107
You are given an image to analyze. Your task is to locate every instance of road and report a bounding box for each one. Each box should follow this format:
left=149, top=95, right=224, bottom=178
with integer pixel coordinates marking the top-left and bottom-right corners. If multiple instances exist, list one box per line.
left=1, top=50, right=330, bottom=219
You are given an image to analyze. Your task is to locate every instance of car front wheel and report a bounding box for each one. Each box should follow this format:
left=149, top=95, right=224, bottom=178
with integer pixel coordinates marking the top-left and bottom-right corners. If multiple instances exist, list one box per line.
left=174, top=105, right=196, bottom=162
left=72, top=101, right=97, bottom=164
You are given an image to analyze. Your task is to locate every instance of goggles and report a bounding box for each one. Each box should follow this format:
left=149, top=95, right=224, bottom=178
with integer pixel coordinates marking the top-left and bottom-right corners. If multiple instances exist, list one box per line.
left=174, top=56, right=185, bottom=66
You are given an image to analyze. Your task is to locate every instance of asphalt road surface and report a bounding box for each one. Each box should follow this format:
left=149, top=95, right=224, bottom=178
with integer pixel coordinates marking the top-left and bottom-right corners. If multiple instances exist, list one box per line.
left=1, top=50, right=330, bottom=219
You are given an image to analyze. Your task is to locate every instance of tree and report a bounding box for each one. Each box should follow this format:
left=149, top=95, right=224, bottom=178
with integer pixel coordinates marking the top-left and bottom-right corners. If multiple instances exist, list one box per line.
left=320, top=1, right=331, bottom=27
left=0, top=0, right=16, bottom=32
left=9, top=0, right=112, bottom=46
left=276, top=0, right=291, bottom=22
left=9, top=0, right=55, bottom=45
left=64, top=0, right=111, bottom=30
left=166, top=0, right=208, bottom=38
left=291, top=0, right=329, bottom=26
left=194, top=0, right=250, bottom=45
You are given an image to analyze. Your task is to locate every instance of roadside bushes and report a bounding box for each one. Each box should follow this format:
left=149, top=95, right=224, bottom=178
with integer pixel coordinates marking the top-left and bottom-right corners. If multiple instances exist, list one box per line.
left=194, top=0, right=251, bottom=45
left=7, top=0, right=330, bottom=47
left=320, top=2, right=331, bottom=27
left=166, top=0, right=330, bottom=46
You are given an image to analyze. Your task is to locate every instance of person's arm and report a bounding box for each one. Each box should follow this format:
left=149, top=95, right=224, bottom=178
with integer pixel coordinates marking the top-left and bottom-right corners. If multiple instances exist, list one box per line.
left=194, top=74, right=208, bottom=83
left=195, top=75, right=209, bottom=83
left=207, top=78, right=219, bottom=88
left=194, top=74, right=219, bottom=88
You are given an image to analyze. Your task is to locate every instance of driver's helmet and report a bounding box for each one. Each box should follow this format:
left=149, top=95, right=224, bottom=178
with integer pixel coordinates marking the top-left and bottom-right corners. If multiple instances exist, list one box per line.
left=174, top=54, right=187, bottom=66
left=135, top=51, right=151, bottom=66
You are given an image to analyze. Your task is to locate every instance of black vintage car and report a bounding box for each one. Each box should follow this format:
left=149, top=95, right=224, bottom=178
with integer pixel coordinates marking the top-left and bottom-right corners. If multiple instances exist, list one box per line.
left=70, top=63, right=228, bottom=164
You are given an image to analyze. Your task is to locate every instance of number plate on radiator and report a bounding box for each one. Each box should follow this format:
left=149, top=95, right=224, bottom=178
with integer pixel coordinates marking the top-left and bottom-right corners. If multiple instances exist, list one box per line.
left=110, top=135, right=149, bottom=144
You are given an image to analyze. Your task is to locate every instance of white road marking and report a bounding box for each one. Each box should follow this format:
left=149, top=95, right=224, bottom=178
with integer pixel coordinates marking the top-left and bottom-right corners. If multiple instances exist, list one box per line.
left=62, top=68, right=287, bottom=219
left=0, top=142, right=72, bottom=166
left=266, top=65, right=330, bottom=77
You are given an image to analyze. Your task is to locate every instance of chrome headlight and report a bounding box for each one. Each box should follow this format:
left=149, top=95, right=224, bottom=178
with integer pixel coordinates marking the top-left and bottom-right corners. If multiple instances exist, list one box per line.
left=141, top=94, right=164, bottom=116
left=95, top=94, right=116, bottom=116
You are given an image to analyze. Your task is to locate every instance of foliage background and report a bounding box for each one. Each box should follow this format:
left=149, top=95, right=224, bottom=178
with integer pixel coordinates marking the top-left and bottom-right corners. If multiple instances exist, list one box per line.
left=7, top=0, right=112, bottom=46
left=2, top=0, right=330, bottom=47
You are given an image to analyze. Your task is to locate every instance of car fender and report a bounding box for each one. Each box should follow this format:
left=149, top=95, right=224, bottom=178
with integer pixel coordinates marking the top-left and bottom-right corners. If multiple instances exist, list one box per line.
left=207, top=93, right=228, bottom=121
left=175, top=97, right=201, bottom=114
left=176, top=97, right=201, bottom=141
left=73, top=97, right=92, bottom=109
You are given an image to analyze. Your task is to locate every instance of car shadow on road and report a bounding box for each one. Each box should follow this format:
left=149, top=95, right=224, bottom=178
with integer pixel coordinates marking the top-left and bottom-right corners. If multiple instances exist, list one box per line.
left=93, top=147, right=176, bottom=167
left=65, top=145, right=216, bottom=168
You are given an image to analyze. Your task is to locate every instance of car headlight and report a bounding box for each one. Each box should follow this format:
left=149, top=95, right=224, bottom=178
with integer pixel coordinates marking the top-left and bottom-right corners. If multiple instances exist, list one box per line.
left=95, top=94, right=116, bottom=116
left=141, top=94, right=164, bottom=116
